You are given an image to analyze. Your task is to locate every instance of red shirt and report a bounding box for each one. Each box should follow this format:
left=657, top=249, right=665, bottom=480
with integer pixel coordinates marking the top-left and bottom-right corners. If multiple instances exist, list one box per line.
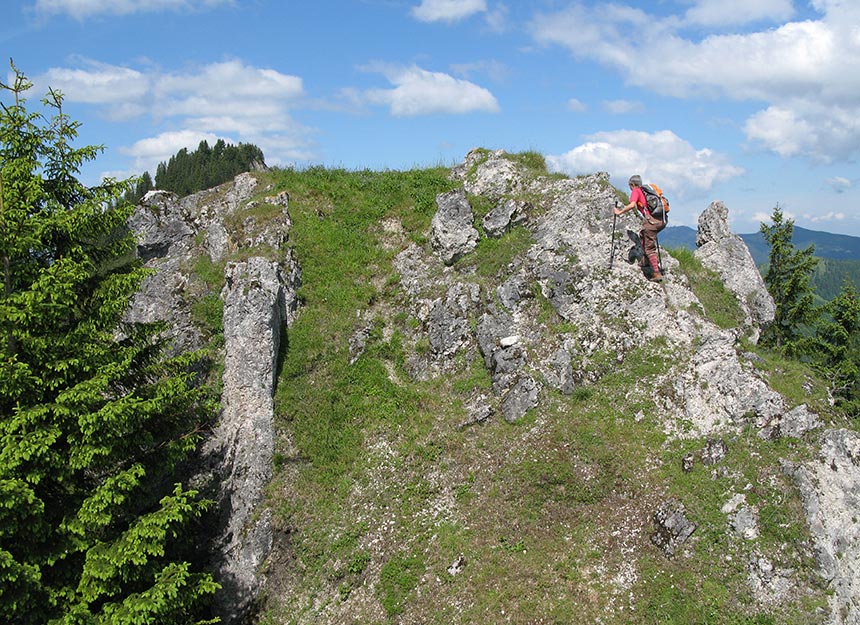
left=630, top=186, right=647, bottom=216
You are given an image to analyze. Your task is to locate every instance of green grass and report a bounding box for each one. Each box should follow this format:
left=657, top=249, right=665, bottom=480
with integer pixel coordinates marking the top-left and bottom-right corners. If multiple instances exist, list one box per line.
left=251, top=162, right=833, bottom=625
left=378, top=553, right=425, bottom=616
left=455, top=224, right=533, bottom=278
left=669, top=246, right=745, bottom=329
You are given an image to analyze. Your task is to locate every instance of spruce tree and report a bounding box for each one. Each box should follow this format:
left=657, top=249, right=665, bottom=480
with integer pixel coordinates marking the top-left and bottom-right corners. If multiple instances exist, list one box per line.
left=1, top=64, right=218, bottom=624
left=760, top=204, right=819, bottom=351
left=808, top=282, right=860, bottom=416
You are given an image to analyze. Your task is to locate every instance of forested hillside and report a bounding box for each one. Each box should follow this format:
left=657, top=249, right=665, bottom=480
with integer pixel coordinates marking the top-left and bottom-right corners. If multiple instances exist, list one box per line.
left=661, top=225, right=860, bottom=302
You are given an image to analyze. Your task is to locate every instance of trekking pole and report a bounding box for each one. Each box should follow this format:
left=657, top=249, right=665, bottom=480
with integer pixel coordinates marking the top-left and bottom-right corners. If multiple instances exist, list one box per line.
left=609, top=209, right=618, bottom=268
left=656, top=237, right=664, bottom=273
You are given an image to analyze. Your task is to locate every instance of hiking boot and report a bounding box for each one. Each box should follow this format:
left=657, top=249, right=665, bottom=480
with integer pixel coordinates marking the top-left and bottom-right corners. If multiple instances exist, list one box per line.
left=649, top=271, right=663, bottom=282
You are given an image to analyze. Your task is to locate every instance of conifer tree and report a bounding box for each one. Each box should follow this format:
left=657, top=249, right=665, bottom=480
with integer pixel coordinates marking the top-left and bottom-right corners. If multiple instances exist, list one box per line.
left=807, top=282, right=860, bottom=416
left=760, top=204, right=819, bottom=351
left=1, top=64, right=218, bottom=624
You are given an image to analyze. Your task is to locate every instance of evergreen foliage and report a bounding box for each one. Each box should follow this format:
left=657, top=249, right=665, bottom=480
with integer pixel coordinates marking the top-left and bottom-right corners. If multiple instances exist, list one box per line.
left=759, top=205, right=818, bottom=350
left=805, top=282, right=860, bottom=416
left=125, top=139, right=265, bottom=204
left=1, top=64, right=217, bottom=625
left=758, top=205, right=860, bottom=416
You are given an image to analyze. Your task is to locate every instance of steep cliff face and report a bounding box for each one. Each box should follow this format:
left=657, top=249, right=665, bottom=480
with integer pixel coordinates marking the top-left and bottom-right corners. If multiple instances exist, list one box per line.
left=127, top=151, right=860, bottom=625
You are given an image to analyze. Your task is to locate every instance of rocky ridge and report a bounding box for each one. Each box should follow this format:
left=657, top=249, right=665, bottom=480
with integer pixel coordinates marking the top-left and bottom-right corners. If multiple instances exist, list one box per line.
left=126, top=151, right=860, bottom=624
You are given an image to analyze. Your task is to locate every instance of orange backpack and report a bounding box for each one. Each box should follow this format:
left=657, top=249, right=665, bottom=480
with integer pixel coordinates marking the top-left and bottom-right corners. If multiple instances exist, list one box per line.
left=642, top=183, right=670, bottom=222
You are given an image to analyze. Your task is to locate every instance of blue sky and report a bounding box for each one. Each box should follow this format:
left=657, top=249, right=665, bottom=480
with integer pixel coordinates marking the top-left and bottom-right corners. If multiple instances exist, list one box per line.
left=4, top=0, right=860, bottom=236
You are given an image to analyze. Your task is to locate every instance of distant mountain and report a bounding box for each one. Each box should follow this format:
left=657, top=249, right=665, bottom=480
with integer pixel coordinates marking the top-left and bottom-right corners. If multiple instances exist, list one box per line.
left=658, top=225, right=698, bottom=253
left=741, top=226, right=860, bottom=265
left=660, top=225, right=860, bottom=264
left=659, top=225, right=860, bottom=301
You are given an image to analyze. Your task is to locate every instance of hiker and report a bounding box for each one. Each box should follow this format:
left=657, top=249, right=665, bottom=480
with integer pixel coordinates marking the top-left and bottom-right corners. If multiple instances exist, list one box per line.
left=614, top=174, right=665, bottom=282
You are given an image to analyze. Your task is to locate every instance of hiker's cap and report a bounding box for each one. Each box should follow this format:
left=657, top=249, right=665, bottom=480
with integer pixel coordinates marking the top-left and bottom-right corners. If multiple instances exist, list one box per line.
left=628, top=175, right=642, bottom=187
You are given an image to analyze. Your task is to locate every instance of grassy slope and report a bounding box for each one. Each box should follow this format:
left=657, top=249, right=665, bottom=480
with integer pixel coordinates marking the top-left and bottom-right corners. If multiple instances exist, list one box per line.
left=240, top=163, right=839, bottom=625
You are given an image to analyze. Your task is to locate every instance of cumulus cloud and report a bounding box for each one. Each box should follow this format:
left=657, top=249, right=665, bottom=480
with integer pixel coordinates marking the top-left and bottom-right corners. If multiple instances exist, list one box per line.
left=32, top=0, right=233, bottom=20
left=744, top=101, right=860, bottom=162
left=32, top=59, right=149, bottom=113
left=546, top=129, right=744, bottom=199
left=410, top=0, right=487, bottom=23
left=32, top=58, right=314, bottom=172
left=361, top=64, right=500, bottom=116
left=529, top=1, right=860, bottom=161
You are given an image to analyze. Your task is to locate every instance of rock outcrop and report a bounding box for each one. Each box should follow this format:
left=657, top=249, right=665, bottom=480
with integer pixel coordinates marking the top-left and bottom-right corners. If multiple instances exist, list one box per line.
left=430, top=189, right=479, bottom=265
left=127, top=173, right=300, bottom=624
left=125, top=151, right=858, bottom=625
left=785, top=429, right=860, bottom=625
left=695, top=200, right=776, bottom=341
left=400, top=150, right=798, bottom=442
left=393, top=148, right=852, bottom=622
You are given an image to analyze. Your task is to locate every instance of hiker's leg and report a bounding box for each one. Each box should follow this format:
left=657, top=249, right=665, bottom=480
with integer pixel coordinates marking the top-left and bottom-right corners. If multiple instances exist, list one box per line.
left=641, top=221, right=662, bottom=275
left=637, top=228, right=649, bottom=267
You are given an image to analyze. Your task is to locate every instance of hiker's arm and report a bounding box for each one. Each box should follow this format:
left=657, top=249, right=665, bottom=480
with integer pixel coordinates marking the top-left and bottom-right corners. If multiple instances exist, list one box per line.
left=614, top=200, right=637, bottom=215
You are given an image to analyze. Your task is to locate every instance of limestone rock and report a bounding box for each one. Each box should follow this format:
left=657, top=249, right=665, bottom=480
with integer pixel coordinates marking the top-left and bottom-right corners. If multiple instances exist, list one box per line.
left=651, top=499, right=697, bottom=558
left=500, top=376, right=540, bottom=423
left=785, top=429, right=860, bottom=625
left=206, top=255, right=299, bottom=623
left=694, top=201, right=776, bottom=338
left=483, top=198, right=529, bottom=237
left=427, top=283, right=480, bottom=358
left=451, top=148, right=526, bottom=199
left=126, top=173, right=300, bottom=625
left=748, top=553, right=794, bottom=606
left=701, top=438, right=728, bottom=466
left=430, top=189, right=479, bottom=265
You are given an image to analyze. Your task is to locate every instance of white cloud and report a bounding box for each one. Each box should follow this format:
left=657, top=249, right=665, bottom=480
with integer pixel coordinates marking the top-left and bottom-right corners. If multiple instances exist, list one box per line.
left=803, top=210, right=846, bottom=223
left=33, top=59, right=149, bottom=112
left=826, top=176, right=852, bottom=193
left=33, top=58, right=315, bottom=172
left=361, top=64, right=500, bottom=116
left=601, top=99, right=643, bottom=114
left=546, top=129, right=744, bottom=200
left=156, top=61, right=304, bottom=101
left=119, top=129, right=222, bottom=173
left=744, top=101, right=860, bottom=162
left=684, top=0, right=795, bottom=27
left=32, top=0, right=232, bottom=20
left=411, top=0, right=487, bottom=23
left=529, top=2, right=860, bottom=161
left=485, top=3, right=509, bottom=33
left=567, top=98, right=587, bottom=113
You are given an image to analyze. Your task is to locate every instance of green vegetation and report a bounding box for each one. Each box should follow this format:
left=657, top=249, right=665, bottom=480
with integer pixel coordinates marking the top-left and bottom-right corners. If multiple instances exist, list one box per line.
left=124, top=138, right=266, bottom=203
left=254, top=156, right=836, bottom=624
left=810, top=257, right=860, bottom=302
left=1, top=62, right=844, bottom=625
left=760, top=205, right=819, bottom=349
left=668, top=246, right=744, bottom=329
left=1, top=64, right=217, bottom=625
left=456, top=224, right=533, bottom=278
left=757, top=205, right=860, bottom=416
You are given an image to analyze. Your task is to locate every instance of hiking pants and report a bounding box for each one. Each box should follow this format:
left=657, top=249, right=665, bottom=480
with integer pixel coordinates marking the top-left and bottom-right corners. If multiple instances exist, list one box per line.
left=640, top=216, right=666, bottom=273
